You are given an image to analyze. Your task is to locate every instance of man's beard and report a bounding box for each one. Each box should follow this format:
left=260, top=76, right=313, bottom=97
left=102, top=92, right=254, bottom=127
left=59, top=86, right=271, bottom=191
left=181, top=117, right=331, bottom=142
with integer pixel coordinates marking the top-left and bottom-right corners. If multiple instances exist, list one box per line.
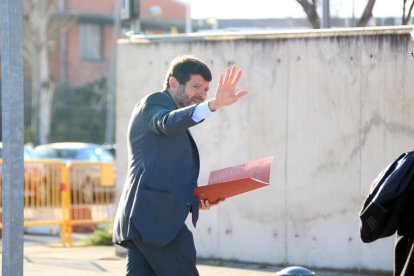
left=173, top=86, right=204, bottom=108
left=173, top=88, right=191, bottom=108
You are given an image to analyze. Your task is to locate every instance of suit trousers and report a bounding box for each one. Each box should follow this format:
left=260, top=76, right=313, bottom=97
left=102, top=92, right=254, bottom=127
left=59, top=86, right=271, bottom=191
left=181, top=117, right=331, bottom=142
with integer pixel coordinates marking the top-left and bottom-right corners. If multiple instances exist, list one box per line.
left=126, top=224, right=199, bottom=276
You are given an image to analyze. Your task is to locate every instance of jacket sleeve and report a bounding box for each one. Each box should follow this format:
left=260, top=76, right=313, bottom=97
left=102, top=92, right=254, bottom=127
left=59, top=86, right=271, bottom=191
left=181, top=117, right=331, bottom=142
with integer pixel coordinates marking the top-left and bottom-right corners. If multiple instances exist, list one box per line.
left=143, top=92, right=203, bottom=136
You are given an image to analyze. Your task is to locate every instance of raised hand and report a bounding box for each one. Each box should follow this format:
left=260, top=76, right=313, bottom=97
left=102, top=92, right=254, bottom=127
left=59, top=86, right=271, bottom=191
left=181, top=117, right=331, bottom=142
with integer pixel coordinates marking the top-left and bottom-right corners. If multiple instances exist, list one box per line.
left=208, top=65, right=247, bottom=111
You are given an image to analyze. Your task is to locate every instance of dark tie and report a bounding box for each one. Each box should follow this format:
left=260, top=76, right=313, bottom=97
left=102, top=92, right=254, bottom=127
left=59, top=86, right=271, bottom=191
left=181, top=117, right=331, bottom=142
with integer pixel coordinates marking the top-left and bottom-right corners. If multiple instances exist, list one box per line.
left=191, top=196, right=199, bottom=227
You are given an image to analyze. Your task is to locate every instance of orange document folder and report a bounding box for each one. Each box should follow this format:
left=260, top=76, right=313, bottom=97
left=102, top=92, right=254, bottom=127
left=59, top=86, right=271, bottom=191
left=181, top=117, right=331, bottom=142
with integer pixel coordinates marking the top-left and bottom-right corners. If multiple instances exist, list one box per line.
left=194, top=156, right=273, bottom=203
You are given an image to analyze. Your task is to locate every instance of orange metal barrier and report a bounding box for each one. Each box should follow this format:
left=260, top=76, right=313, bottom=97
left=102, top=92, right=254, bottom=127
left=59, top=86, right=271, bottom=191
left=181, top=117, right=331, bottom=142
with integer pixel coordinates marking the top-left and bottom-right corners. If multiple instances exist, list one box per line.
left=0, top=160, right=116, bottom=247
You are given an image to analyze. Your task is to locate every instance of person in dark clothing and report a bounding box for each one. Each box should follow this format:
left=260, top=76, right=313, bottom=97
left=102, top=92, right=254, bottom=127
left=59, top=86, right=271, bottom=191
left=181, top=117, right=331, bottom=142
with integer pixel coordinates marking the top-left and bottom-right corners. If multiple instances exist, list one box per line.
left=359, top=152, right=414, bottom=276
left=394, top=183, right=414, bottom=276
left=113, top=55, right=247, bottom=275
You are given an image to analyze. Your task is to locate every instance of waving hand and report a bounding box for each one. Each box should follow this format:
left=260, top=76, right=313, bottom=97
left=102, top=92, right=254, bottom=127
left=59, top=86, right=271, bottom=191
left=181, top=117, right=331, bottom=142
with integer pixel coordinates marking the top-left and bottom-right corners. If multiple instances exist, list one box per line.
left=208, top=66, right=247, bottom=111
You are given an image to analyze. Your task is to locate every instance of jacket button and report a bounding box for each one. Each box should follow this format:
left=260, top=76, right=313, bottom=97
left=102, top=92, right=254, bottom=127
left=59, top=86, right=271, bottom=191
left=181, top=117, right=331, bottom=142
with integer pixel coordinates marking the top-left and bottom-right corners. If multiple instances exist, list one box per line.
left=186, top=202, right=191, bottom=207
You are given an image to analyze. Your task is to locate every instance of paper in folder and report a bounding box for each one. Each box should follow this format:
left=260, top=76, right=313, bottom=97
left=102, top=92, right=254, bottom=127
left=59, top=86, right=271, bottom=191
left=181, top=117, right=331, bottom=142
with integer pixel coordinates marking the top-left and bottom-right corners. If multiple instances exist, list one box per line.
left=194, top=156, right=273, bottom=203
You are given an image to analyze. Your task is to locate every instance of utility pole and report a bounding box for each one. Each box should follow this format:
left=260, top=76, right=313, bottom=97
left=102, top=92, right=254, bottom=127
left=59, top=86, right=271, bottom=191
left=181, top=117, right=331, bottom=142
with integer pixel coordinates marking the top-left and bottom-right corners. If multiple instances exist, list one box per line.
left=1, top=0, right=25, bottom=275
left=322, top=0, right=330, bottom=28
left=176, top=0, right=192, bottom=33
left=185, top=2, right=192, bottom=33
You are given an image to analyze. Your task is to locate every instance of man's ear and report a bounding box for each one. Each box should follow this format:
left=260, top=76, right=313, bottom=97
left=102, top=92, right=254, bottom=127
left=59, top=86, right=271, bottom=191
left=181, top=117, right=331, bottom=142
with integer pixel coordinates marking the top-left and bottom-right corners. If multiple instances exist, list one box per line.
left=168, top=77, right=178, bottom=92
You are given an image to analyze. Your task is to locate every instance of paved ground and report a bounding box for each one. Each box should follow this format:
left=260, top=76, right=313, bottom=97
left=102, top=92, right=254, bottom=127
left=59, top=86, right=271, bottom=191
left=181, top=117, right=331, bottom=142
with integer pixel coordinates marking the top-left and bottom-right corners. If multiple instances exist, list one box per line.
left=0, top=234, right=391, bottom=275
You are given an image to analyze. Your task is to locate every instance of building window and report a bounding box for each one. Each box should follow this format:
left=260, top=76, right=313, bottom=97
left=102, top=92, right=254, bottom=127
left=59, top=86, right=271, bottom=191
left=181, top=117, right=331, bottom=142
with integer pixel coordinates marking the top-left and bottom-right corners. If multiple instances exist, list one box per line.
left=79, top=23, right=102, bottom=61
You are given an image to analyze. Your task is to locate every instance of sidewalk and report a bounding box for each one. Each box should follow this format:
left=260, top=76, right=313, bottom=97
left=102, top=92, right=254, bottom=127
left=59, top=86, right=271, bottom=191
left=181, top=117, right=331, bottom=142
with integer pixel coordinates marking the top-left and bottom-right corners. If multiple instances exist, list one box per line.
left=0, top=234, right=390, bottom=275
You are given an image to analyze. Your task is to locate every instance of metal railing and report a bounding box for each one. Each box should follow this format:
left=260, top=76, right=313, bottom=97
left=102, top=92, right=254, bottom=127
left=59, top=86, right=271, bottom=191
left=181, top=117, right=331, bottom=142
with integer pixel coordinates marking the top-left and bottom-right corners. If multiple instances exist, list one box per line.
left=0, top=160, right=116, bottom=246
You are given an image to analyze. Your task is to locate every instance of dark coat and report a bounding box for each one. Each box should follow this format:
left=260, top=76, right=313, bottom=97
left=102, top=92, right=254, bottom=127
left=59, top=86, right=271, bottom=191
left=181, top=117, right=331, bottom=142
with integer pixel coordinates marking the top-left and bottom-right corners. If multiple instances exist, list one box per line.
left=113, top=91, right=202, bottom=247
left=359, top=151, right=414, bottom=275
left=359, top=151, right=414, bottom=243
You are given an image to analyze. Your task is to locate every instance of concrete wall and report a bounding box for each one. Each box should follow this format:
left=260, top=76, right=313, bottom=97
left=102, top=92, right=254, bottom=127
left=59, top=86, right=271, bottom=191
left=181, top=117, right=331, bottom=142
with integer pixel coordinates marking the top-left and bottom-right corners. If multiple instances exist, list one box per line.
left=115, top=26, right=414, bottom=272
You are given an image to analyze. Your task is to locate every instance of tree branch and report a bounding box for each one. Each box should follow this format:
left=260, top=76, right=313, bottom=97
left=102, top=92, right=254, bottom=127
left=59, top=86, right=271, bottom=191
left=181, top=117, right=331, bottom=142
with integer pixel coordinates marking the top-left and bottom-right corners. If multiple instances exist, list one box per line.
left=296, top=0, right=320, bottom=29
left=358, top=0, right=377, bottom=27
left=403, top=0, right=414, bottom=24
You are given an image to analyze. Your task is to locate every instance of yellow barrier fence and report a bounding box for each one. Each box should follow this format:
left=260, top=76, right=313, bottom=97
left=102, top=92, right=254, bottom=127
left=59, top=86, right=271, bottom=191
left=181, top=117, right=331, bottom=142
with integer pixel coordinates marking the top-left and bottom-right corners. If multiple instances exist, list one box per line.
left=0, top=160, right=116, bottom=247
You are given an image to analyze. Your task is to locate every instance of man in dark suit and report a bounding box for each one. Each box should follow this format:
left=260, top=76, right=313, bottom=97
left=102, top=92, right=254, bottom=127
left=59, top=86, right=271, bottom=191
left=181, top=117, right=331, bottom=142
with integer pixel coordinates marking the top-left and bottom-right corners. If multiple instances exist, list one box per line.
left=113, top=55, right=247, bottom=275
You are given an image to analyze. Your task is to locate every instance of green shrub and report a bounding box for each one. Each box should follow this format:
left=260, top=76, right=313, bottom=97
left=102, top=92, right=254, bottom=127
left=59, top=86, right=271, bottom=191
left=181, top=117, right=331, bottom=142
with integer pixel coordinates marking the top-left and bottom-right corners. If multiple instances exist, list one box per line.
left=82, top=226, right=113, bottom=246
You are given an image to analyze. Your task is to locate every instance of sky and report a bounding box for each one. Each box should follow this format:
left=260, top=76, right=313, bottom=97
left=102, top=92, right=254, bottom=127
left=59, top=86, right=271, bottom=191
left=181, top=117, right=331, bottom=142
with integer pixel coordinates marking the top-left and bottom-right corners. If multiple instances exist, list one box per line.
left=185, top=0, right=405, bottom=20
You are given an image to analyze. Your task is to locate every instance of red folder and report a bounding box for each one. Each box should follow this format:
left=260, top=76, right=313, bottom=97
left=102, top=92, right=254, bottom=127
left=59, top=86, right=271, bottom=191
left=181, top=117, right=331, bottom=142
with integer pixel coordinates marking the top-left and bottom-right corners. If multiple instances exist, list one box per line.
left=194, top=156, right=273, bottom=203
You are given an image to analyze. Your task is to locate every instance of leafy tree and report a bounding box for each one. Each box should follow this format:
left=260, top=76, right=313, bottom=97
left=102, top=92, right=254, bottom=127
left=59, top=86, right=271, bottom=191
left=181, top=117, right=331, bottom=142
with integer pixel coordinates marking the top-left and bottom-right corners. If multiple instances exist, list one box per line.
left=50, top=79, right=109, bottom=144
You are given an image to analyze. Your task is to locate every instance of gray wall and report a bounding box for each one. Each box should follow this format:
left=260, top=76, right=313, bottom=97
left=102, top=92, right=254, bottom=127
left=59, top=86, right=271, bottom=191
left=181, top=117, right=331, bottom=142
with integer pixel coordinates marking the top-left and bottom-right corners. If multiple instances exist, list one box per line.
left=115, top=26, right=414, bottom=271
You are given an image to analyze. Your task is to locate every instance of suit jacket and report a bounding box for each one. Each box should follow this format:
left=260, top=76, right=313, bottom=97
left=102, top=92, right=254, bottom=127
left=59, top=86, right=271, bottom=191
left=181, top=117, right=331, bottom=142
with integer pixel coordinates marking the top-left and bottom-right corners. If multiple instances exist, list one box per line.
left=359, top=151, right=414, bottom=243
left=113, top=90, right=203, bottom=247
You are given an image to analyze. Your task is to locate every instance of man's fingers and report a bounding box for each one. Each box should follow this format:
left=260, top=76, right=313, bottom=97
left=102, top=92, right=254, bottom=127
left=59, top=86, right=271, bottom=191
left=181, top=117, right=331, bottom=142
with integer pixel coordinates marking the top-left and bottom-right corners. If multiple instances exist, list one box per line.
left=215, top=67, right=245, bottom=109
left=231, top=70, right=242, bottom=86
left=218, top=73, right=224, bottom=87
left=200, top=198, right=226, bottom=210
left=200, top=199, right=211, bottom=210
left=235, top=90, right=248, bottom=98
left=224, top=66, right=237, bottom=84
left=227, top=66, right=236, bottom=83
left=223, top=67, right=230, bottom=83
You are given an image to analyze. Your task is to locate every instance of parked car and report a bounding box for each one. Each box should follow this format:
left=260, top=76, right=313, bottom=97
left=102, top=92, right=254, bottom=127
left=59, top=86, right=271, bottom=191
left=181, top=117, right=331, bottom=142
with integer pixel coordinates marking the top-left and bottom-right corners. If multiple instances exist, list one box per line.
left=33, top=142, right=116, bottom=203
left=33, top=142, right=114, bottom=162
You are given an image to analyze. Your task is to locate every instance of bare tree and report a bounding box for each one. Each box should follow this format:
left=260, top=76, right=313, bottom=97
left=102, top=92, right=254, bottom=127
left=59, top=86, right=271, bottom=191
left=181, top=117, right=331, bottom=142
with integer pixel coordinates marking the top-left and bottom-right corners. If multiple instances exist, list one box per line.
left=296, top=0, right=377, bottom=28
left=24, top=1, right=73, bottom=145
left=357, top=0, right=377, bottom=27
left=402, top=0, right=414, bottom=24
left=296, top=0, right=320, bottom=29
left=24, top=0, right=55, bottom=146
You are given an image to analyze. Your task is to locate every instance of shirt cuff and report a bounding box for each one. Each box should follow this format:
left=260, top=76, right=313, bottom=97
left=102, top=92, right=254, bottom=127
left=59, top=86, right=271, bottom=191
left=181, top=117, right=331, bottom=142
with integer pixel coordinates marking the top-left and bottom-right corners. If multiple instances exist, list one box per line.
left=192, top=101, right=214, bottom=123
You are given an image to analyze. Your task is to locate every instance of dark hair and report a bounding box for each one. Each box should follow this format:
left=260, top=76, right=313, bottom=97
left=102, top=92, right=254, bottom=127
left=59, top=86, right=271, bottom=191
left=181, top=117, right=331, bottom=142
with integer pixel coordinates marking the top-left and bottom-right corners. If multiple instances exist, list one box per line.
left=164, top=55, right=212, bottom=89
